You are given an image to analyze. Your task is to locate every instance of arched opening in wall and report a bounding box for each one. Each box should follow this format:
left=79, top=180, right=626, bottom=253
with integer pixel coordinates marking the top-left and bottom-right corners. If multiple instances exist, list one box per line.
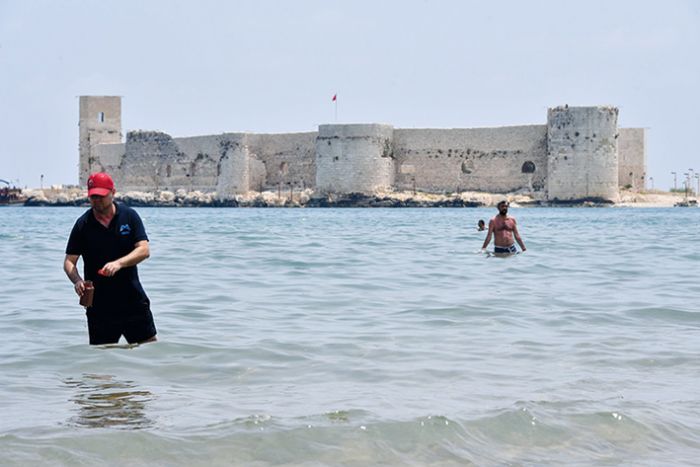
left=97, top=112, right=105, bottom=123
left=521, top=161, right=536, bottom=173
left=279, top=162, right=289, bottom=176
left=166, top=165, right=172, bottom=177
left=190, top=162, right=197, bottom=177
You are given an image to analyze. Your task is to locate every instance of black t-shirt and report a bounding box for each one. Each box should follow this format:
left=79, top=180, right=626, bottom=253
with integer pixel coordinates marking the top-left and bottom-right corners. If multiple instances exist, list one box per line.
left=66, top=203, right=149, bottom=315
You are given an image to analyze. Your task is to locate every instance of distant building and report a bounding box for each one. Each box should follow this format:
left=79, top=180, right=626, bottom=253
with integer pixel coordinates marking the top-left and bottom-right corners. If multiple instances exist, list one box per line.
left=79, top=96, right=646, bottom=202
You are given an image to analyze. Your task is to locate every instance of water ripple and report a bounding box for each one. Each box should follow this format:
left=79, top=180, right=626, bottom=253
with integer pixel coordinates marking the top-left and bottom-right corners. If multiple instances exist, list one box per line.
left=1, top=207, right=699, bottom=464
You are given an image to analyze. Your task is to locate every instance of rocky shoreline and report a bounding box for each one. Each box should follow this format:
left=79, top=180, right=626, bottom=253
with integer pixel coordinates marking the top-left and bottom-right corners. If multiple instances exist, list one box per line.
left=16, top=187, right=690, bottom=208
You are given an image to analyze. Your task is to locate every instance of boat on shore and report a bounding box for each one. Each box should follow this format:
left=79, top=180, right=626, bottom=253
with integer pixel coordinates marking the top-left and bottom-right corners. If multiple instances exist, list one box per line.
left=0, top=180, right=25, bottom=205
left=674, top=199, right=698, bottom=207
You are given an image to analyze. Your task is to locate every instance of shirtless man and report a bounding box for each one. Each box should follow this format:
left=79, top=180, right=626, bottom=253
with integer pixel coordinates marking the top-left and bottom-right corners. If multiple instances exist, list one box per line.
left=481, top=200, right=526, bottom=254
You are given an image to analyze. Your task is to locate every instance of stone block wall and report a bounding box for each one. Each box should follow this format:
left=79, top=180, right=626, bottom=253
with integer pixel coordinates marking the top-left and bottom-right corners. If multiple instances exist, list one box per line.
left=168, top=134, right=237, bottom=192
left=96, top=132, right=251, bottom=194
left=215, top=134, right=249, bottom=198
left=618, top=128, right=646, bottom=190
left=93, top=142, right=125, bottom=175
left=123, top=131, right=186, bottom=191
left=94, top=130, right=318, bottom=196
left=393, top=126, right=547, bottom=194
left=315, top=124, right=395, bottom=194
left=547, top=106, right=619, bottom=201
left=247, top=132, right=317, bottom=192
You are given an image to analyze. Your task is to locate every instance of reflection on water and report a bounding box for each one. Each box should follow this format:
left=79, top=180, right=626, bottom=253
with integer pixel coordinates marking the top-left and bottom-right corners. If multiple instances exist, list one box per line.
left=64, top=374, right=154, bottom=429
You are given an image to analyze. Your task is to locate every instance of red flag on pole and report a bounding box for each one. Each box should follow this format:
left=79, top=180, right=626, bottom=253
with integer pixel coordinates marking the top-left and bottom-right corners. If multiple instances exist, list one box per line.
left=332, top=94, right=337, bottom=102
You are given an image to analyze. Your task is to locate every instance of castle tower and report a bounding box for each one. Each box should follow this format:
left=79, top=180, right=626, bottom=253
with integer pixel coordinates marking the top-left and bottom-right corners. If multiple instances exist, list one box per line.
left=215, top=134, right=250, bottom=199
left=546, top=106, right=619, bottom=202
left=315, top=124, right=395, bottom=194
left=79, top=96, right=122, bottom=185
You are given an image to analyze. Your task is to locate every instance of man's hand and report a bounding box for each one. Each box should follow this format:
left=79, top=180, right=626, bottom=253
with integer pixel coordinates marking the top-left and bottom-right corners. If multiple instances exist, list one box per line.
left=64, top=254, right=85, bottom=294
left=100, top=260, right=123, bottom=277
left=74, top=279, right=86, bottom=297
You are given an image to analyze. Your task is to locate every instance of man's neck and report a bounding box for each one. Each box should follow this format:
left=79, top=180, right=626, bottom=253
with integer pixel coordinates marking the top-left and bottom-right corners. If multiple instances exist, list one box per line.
left=93, top=203, right=116, bottom=227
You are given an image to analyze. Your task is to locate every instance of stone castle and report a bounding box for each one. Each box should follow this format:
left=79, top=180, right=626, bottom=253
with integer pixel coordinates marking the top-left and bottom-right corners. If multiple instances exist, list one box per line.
left=79, top=96, right=646, bottom=202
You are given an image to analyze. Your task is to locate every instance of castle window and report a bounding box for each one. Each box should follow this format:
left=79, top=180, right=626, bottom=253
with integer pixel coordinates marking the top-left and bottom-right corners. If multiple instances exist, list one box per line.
left=97, top=112, right=105, bottom=123
left=279, top=162, right=289, bottom=175
left=461, top=160, right=474, bottom=174
left=166, top=165, right=172, bottom=177
left=521, top=161, right=536, bottom=173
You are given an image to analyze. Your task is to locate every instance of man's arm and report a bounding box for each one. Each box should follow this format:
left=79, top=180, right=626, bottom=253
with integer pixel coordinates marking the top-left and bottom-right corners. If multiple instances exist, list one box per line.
left=481, top=221, right=494, bottom=250
left=99, top=240, right=150, bottom=277
left=513, top=221, right=526, bottom=252
left=64, top=254, right=86, bottom=297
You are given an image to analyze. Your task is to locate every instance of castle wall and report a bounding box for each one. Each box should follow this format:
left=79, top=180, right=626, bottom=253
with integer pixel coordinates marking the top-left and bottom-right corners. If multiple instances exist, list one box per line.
left=94, top=130, right=317, bottom=196
left=546, top=106, right=619, bottom=201
left=93, top=142, right=125, bottom=179
left=618, top=128, right=646, bottom=190
left=246, top=132, right=317, bottom=191
left=215, top=134, right=249, bottom=198
left=169, top=134, right=235, bottom=191
left=96, top=132, right=250, bottom=195
left=315, top=124, right=394, bottom=194
left=393, top=126, right=547, bottom=194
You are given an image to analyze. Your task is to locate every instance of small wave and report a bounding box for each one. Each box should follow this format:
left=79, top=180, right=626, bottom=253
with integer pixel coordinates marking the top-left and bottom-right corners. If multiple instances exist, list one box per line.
left=2, top=406, right=699, bottom=465
left=625, top=306, right=700, bottom=324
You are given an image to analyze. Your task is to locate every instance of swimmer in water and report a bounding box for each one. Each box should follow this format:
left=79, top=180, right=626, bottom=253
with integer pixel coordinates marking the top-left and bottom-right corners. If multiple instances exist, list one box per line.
left=481, top=200, right=526, bottom=254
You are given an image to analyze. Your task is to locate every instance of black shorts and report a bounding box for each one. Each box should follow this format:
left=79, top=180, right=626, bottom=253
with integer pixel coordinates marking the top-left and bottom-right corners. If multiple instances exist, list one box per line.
left=86, top=304, right=157, bottom=345
left=494, top=244, right=518, bottom=254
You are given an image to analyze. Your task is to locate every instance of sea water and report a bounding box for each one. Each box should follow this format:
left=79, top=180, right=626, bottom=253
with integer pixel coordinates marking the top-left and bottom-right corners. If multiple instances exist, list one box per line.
left=0, top=206, right=699, bottom=465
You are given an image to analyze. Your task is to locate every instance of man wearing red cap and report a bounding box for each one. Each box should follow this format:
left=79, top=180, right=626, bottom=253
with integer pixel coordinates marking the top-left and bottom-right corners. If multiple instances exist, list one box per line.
left=63, top=172, right=157, bottom=345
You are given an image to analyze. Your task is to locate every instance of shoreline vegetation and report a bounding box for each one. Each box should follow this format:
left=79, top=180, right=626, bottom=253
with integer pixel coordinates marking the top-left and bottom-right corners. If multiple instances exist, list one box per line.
left=13, top=187, right=694, bottom=208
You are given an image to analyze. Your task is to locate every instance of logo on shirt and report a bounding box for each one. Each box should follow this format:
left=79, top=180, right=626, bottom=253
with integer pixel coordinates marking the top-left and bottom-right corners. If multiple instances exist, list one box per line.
left=119, top=224, right=131, bottom=236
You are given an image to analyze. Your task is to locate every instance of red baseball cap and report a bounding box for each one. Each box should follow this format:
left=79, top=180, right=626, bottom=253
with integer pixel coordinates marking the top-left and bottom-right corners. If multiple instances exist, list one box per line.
left=87, top=172, right=115, bottom=197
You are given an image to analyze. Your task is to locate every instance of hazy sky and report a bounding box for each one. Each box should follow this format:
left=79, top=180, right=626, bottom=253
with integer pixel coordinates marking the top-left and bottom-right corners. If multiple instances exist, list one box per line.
left=1, top=0, right=698, bottom=189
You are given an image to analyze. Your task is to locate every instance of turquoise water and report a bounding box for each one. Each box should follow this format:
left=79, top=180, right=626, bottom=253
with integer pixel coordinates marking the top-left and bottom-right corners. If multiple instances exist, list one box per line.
left=1, top=206, right=699, bottom=465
